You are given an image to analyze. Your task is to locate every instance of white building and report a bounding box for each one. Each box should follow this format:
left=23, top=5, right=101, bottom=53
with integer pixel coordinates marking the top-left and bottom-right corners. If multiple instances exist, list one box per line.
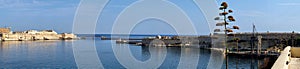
left=1, top=29, right=77, bottom=41
left=25, top=30, right=39, bottom=34
left=38, top=30, right=58, bottom=35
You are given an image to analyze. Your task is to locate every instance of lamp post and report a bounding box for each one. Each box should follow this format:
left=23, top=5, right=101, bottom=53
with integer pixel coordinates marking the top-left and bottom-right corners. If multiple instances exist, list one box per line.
left=292, top=31, right=295, bottom=47
left=214, top=2, right=239, bottom=69
left=234, top=37, right=240, bottom=52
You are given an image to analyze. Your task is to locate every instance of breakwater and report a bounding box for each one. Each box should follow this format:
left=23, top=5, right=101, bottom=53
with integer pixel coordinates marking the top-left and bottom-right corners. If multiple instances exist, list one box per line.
left=99, top=32, right=300, bottom=51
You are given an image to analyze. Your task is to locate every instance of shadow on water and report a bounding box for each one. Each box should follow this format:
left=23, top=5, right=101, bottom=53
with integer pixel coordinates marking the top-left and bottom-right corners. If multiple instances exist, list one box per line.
left=94, top=38, right=278, bottom=69
left=225, top=55, right=276, bottom=69
left=128, top=45, right=275, bottom=69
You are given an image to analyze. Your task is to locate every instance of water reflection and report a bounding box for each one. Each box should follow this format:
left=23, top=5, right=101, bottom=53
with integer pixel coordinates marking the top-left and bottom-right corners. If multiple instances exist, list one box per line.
left=0, top=40, right=274, bottom=69
left=0, top=40, right=76, bottom=68
left=207, top=49, right=225, bottom=69
left=138, top=45, right=272, bottom=69
left=140, top=46, right=207, bottom=69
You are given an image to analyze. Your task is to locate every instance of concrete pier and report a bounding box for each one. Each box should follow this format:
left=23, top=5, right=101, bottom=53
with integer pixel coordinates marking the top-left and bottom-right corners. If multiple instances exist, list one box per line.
left=272, top=46, right=300, bottom=69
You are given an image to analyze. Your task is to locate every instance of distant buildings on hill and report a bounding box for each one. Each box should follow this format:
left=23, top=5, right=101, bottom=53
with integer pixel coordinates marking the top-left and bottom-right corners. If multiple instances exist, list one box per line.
left=0, top=27, right=77, bottom=41
left=0, top=28, right=10, bottom=34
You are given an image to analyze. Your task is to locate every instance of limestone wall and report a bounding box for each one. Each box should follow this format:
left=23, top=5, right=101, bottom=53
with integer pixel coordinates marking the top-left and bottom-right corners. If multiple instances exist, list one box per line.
left=0, top=28, right=10, bottom=33
left=272, top=46, right=290, bottom=69
left=1, top=33, right=76, bottom=41
left=291, top=47, right=300, bottom=58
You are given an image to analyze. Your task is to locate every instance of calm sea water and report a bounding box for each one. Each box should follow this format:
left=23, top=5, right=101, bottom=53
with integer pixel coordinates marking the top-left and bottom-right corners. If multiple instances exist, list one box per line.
left=0, top=36, right=274, bottom=69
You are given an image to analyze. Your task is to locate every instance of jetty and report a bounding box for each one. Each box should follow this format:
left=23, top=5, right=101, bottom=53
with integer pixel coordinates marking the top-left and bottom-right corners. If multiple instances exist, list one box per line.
left=0, top=27, right=77, bottom=41
left=100, top=33, right=289, bottom=57
left=101, top=35, right=212, bottom=48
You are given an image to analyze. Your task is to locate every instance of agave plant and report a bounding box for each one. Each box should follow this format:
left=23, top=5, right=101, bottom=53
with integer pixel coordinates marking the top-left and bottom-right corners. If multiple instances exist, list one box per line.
left=214, top=2, right=239, bottom=33
left=214, top=2, right=240, bottom=69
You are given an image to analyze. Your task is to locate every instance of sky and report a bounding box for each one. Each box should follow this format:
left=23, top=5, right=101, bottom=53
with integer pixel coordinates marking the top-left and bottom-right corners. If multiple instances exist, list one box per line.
left=1, top=0, right=300, bottom=35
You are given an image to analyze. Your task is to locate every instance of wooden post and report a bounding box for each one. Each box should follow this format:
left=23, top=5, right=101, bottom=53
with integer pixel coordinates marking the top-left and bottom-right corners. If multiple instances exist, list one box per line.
left=258, top=36, right=262, bottom=55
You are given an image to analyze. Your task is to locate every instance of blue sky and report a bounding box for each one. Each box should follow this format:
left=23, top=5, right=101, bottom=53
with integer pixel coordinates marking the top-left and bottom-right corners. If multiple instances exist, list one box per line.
left=1, top=0, right=300, bottom=35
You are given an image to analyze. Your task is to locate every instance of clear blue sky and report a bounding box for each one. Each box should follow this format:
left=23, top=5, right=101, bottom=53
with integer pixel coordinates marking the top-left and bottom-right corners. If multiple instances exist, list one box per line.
left=0, top=0, right=300, bottom=35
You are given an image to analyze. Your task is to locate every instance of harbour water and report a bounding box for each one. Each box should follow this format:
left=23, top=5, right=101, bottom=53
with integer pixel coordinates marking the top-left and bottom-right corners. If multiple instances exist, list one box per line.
left=0, top=35, right=275, bottom=69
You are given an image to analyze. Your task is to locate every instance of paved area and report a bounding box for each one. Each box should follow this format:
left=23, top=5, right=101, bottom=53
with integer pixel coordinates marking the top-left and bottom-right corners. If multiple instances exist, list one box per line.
left=289, top=58, right=300, bottom=69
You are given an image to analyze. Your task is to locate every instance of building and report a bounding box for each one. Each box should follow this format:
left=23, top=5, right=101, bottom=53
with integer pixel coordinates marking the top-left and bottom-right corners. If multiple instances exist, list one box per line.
left=39, top=30, right=58, bottom=35
left=25, top=30, right=39, bottom=34
left=61, top=33, right=77, bottom=40
left=0, top=28, right=10, bottom=34
left=0, top=28, right=77, bottom=41
left=0, top=28, right=11, bottom=40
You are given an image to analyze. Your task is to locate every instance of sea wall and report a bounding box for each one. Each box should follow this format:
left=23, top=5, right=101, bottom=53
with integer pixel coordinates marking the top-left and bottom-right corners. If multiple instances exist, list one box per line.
left=272, top=46, right=290, bottom=69
left=1, top=33, right=77, bottom=41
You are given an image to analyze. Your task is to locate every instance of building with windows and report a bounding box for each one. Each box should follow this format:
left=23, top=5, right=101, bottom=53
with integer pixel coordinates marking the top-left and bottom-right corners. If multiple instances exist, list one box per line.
left=0, top=28, right=77, bottom=41
left=0, top=28, right=10, bottom=34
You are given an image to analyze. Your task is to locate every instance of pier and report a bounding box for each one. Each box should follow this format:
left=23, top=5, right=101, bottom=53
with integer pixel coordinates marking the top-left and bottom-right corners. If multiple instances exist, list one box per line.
left=99, top=33, right=293, bottom=58
left=272, top=46, right=300, bottom=69
left=102, top=35, right=212, bottom=48
left=103, top=32, right=300, bottom=48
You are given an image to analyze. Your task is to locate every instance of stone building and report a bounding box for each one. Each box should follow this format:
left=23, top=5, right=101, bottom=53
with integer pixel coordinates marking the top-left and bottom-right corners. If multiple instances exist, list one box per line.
left=0, top=28, right=77, bottom=41
left=61, top=33, right=77, bottom=40
left=0, top=28, right=10, bottom=34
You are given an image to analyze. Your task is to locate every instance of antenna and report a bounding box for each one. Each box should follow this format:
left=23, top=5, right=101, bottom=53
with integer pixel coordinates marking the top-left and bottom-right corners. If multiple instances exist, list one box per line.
left=252, top=23, right=256, bottom=36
